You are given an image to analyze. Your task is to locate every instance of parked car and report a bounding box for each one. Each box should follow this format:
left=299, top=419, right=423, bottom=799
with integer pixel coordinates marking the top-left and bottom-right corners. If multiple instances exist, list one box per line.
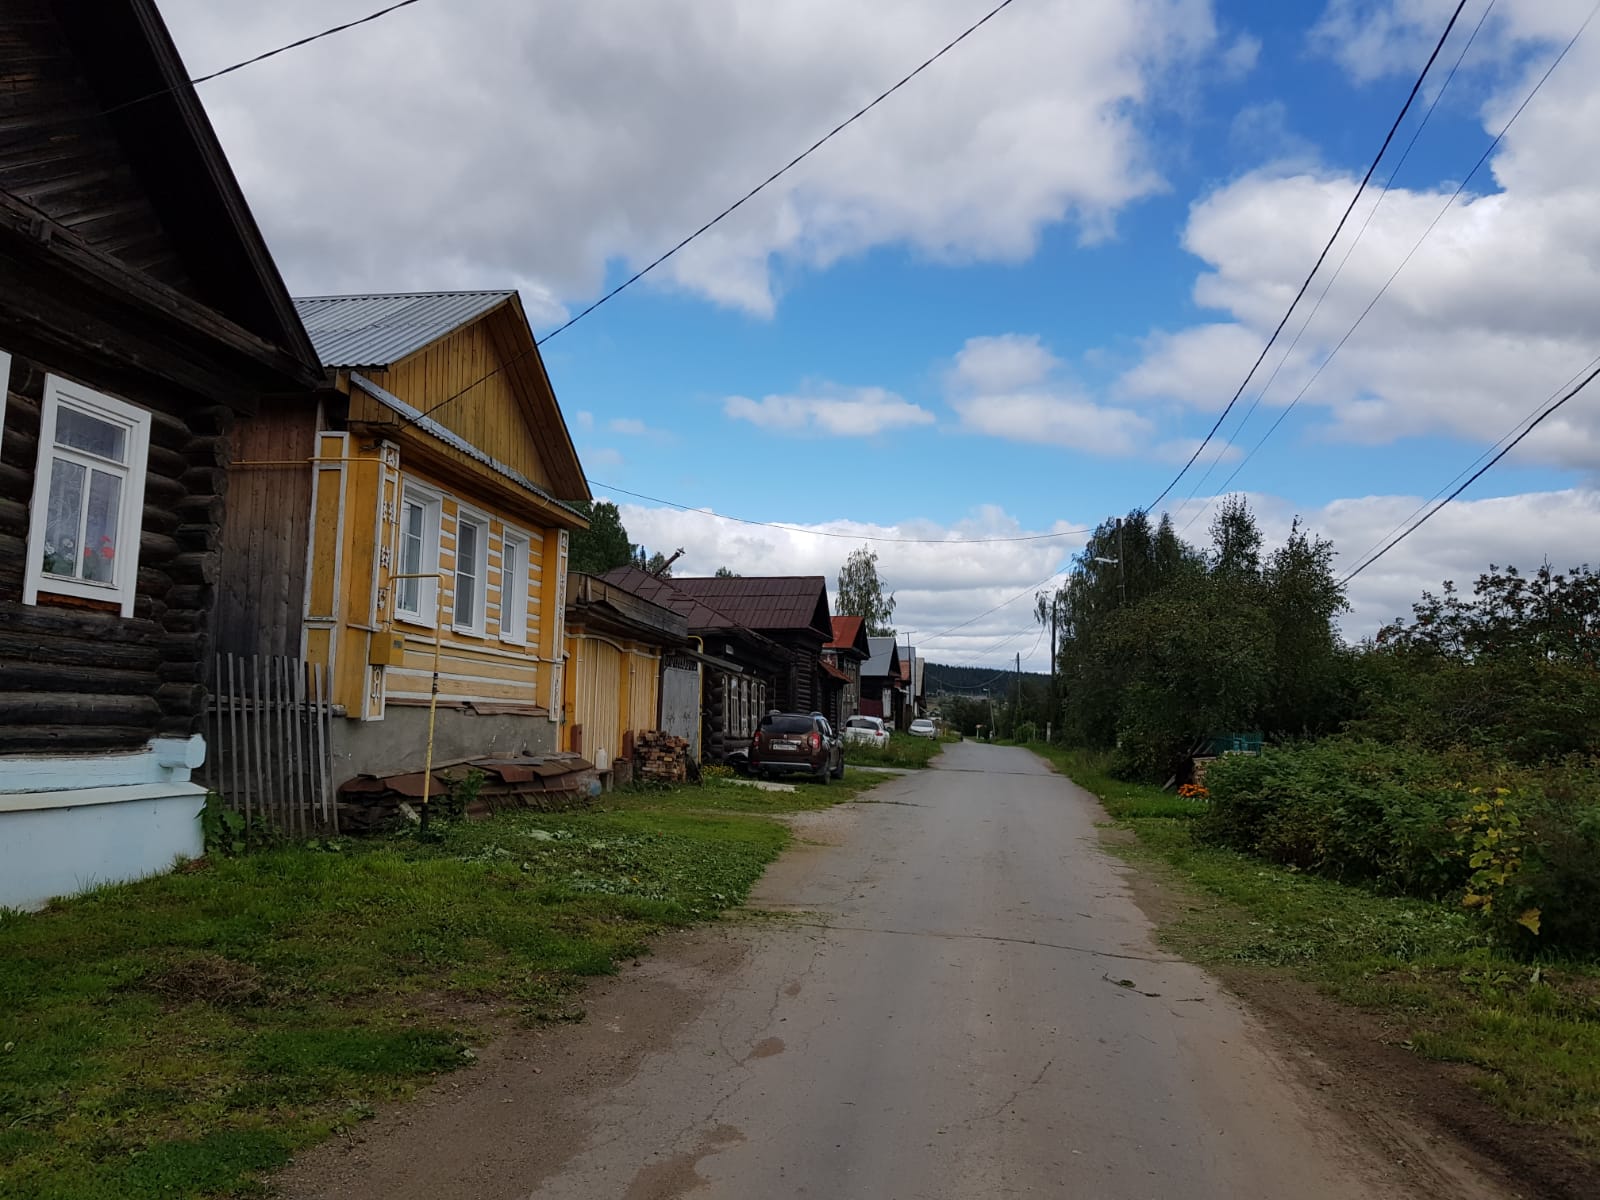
left=843, top=715, right=890, bottom=749
left=750, top=711, right=844, bottom=782
left=907, top=717, right=938, bottom=739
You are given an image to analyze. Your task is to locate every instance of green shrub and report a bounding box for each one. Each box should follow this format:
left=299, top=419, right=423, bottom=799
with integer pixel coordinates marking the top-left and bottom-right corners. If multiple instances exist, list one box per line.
left=1199, top=741, right=1600, bottom=955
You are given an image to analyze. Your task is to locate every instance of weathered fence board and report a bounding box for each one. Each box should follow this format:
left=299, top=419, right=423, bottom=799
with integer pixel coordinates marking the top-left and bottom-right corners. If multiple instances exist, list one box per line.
left=202, top=653, right=336, bottom=833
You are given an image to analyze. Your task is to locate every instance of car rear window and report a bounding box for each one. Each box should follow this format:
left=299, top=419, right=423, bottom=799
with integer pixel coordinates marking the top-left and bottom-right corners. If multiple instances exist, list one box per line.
left=760, top=714, right=815, bottom=735
left=846, top=718, right=880, bottom=730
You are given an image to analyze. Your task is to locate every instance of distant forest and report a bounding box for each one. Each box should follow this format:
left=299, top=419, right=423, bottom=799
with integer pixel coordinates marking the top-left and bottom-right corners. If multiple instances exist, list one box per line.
left=923, top=662, right=1048, bottom=694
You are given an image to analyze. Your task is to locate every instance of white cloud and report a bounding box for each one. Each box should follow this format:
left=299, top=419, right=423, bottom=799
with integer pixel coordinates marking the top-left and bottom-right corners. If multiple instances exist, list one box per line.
left=600, top=479, right=1598, bottom=672
left=574, top=410, right=595, bottom=432
left=947, top=334, right=1210, bottom=461
left=161, top=0, right=1227, bottom=316
left=580, top=446, right=624, bottom=468
left=1116, top=14, right=1600, bottom=472
left=723, top=386, right=935, bottom=437
left=607, top=417, right=675, bottom=441
left=605, top=500, right=1089, bottom=670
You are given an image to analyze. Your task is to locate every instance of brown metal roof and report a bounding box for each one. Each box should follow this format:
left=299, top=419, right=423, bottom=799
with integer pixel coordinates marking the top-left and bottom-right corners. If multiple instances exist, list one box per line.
left=826, top=615, right=870, bottom=656
left=820, top=659, right=851, bottom=684
left=597, top=566, right=741, bottom=631
left=668, top=576, right=832, bottom=639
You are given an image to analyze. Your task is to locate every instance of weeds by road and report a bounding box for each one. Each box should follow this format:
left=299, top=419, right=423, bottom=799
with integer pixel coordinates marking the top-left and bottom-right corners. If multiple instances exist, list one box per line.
left=0, top=773, right=879, bottom=1200
left=1030, top=743, right=1600, bottom=1160
left=843, top=732, right=949, bottom=770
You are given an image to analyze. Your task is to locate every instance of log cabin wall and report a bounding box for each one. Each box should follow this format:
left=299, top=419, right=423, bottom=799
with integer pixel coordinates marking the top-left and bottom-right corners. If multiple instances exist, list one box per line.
left=0, top=351, right=233, bottom=753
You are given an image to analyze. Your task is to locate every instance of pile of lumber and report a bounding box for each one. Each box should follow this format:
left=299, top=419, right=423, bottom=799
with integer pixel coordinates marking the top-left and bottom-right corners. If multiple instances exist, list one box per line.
left=634, top=731, right=691, bottom=784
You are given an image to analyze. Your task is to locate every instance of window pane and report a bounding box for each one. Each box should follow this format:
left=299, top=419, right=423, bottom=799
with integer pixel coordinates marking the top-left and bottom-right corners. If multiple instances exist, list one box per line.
left=82, top=469, right=121, bottom=584
left=456, top=520, right=479, bottom=625
left=397, top=501, right=423, bottom=613
left=56, top=406, right=126, bottom=463
left=42, top=457, right=86, bottom=578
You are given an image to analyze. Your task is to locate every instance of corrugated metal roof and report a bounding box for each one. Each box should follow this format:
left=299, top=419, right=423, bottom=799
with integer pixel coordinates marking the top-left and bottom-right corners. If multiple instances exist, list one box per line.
left=292, top=290, right=515, bottom=367
left=669, top=577, right=831, bottom=638
left=826, top=615, right=868, bottom=654
left=350, top=374, right=584, bottom=520
left=863, top=636, right=900, bottom=679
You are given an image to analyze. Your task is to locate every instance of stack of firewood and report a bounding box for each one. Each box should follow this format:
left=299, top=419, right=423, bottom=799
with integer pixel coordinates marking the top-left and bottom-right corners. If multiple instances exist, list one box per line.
left=634, top=731, right=690, bottom=783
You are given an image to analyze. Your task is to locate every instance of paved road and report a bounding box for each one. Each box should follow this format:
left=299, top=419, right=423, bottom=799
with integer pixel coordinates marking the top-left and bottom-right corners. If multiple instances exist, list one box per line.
left=281, top=741, right=1497, bottom=1199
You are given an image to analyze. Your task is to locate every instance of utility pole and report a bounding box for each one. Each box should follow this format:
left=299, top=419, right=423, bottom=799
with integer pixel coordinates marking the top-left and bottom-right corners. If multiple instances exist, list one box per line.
left=1115, top=518, right=1127, bottom=607
left=1015, top=651, right=1022, bottom=736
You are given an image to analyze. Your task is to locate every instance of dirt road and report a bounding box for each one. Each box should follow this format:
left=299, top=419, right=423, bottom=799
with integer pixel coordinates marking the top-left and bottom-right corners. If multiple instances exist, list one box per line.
left=277, top=741, right=1507, bottom=1199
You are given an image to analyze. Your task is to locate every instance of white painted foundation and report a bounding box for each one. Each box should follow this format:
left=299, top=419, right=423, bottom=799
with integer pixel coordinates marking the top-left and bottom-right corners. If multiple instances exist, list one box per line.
left=0, top=737, right=207, bottom=911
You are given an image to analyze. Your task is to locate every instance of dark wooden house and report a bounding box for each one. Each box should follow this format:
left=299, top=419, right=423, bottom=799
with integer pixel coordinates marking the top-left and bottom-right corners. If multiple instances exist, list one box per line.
left=667, top=576, right=836, bottom=714
left=859, top=636, right=903, bottom=722
left=0, top=0, right=322, bottom=909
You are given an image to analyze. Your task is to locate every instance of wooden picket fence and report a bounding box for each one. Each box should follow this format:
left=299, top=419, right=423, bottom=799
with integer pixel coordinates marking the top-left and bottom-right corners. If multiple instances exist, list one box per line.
left=202, top=652, right=338, bottom=834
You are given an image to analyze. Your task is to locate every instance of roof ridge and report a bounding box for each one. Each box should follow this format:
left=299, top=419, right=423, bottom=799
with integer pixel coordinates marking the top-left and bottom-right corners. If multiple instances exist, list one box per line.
left=292, top=288, right=517, bottom=302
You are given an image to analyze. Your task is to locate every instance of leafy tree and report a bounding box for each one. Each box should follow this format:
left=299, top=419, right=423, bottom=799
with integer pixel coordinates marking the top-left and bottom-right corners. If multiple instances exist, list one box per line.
left=837, top=545, right=896, bottom=636
left=1260, top=518, right=1349, bottom=737
left=567, top=500, right=633, bottom=575
left=714, top=565, right=740, bottom=578
left=1209, top=494, right=1263, bottom=583
left=634, top=549, right=674, bottom=577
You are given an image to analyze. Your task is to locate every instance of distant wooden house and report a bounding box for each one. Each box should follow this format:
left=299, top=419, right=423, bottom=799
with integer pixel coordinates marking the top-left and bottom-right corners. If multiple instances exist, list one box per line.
left=0, top=0, right=323, bottom=908
left=859, top=636, right=903, bottom=722
left=599, top=566, right=787, bottom=763
left=823, top=615, right=871, bottom=725
left=216, top=290, right=591, bottom=785
left=562, top=572, right=690, bottom=776
left=667, top=576, right=835, bottom=714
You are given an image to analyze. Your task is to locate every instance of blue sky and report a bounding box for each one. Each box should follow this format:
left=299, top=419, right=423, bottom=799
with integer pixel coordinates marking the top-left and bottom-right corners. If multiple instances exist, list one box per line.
left=168, top=0, right=1600, bottom=667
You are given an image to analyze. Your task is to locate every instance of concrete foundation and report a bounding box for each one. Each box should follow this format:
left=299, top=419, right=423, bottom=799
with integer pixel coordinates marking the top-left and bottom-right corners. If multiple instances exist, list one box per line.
left=332, top=705, right=560, bottom=785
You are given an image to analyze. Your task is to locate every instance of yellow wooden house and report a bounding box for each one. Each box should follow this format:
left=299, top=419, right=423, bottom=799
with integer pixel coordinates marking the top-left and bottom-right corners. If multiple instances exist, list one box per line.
left=215, top=290, right=590, bottom=782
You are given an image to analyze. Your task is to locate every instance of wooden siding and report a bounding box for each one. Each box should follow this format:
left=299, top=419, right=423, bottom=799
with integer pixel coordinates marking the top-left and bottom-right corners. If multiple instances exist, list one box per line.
left=0, top=1, right=192, bottom=290
left=212, top=400, right=317, bottom=659
left=356, top=310, right=553, bottom=491
left=0, top=352, right=230, bottom=751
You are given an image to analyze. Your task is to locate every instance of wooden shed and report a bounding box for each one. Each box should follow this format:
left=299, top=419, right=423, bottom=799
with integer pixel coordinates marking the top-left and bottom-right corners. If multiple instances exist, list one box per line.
left=562, top=572, right=690, bottom=775
left=0, top=0, right=322, bottom=908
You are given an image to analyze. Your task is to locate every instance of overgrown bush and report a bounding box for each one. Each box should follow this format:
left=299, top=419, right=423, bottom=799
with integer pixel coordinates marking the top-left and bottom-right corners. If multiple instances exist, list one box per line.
left=1198, top=742, right=1600, bottom=955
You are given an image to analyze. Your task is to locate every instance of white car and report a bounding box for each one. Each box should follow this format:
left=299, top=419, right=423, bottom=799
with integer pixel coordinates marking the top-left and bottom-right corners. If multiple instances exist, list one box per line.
left=843, top=715, right=890, bottom=749
left=907, top=718, right=938, bottom=739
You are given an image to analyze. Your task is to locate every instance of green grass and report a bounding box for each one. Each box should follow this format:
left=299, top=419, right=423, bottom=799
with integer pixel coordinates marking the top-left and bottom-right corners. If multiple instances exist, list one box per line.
left=1028, top=742, right=1600, bottom=1154
left=841, top=732, right=948, bottom=770
left=0, top=775, right=882, bottom=1199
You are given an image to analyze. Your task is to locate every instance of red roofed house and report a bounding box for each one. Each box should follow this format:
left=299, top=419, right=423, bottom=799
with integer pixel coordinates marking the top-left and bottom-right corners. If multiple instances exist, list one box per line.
left=823, top=615, right=871, bottom=726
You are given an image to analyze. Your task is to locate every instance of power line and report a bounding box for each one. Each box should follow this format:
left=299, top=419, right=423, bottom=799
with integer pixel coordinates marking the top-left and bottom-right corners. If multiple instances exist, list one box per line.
left=1341, top=359, right=1600, bottom=583
left=103, top=0, right=430, bottom=117
left=590, top=478, right=1091, bottom=545
left=1143, top=0, right=1469, bottom=515
left=1185, top=0, right=1597, bottom=531
left=916, top=564, right=1073, bottom=646
left=398, top=0, right=1026, bottom=432
left=1345, top=351, right=1600, bottom=573
left=1176, top=0, right=1497, bottom=530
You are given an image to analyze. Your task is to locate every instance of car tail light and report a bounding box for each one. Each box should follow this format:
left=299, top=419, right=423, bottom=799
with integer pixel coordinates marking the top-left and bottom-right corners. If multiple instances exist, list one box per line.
left=810, top=732, right=821, bottom=751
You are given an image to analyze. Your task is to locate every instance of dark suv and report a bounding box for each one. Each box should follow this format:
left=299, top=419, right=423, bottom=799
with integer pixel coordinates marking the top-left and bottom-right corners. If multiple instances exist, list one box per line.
left=749, top=711, right=844, bottom=783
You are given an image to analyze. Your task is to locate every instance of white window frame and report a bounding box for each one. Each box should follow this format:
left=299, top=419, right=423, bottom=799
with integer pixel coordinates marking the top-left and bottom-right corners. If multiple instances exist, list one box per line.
left=393, top=482, right=442, bottom=627
left=23, top=375, right=151, bottom=618
left=452, top=508, right=489, bottom=635
left=499, top=526, right=530, bottom=646
left=0, top=350, right=12, bottom=460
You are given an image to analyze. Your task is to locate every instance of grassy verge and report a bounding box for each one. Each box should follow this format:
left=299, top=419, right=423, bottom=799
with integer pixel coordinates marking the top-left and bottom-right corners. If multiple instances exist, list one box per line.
left=842, top=732, right=948, bottom=770
left=0, top=774, right=879, bottom=1200
left=1028, top=743, right=1600, bottom=1154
